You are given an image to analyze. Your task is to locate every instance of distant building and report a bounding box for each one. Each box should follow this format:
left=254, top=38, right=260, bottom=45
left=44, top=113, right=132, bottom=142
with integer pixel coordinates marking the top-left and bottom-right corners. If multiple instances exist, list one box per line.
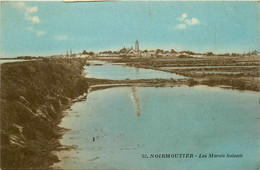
left=70, top=48, right=72, bottom=57
left=135, top=40, right=139, bottom=52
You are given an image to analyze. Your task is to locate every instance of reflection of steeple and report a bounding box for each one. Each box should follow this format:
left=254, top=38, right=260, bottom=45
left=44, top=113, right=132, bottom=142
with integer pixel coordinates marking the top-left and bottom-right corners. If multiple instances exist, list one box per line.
left=131, top=86, right=140, bottom=117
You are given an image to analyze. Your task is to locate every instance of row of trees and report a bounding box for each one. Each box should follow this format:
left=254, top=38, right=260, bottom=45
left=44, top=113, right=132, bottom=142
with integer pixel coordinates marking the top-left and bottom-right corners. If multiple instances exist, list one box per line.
left=153, top=49, right=258, bottom=57
left=82, top=49, right=258, bottom=57
left=82, top=50, right=95, bottom=56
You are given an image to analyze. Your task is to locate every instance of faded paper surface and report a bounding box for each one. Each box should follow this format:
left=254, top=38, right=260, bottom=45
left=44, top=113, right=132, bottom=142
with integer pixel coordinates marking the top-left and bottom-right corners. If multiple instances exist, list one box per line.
left=0, top=1, right=259, bottom=170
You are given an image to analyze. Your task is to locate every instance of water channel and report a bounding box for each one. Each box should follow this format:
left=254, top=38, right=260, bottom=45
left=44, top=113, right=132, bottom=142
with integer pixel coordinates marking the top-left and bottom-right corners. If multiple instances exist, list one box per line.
left=54, top=61, right=260, bottom=170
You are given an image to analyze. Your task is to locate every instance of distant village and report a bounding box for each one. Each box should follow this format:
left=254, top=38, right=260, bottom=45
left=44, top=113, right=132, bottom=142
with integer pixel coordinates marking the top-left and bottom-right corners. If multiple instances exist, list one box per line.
left=16, top=40, right=259, bottom=59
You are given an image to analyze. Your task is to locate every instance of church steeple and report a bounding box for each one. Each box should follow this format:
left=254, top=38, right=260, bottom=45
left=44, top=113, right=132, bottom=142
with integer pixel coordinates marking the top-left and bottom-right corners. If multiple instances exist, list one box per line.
left=135, top=40, right=139, bottom=52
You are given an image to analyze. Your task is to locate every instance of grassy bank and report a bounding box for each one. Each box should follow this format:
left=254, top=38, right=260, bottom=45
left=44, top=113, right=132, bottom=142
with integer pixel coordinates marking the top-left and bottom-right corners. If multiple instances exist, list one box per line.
left=1, top=58, right=89, bottom=169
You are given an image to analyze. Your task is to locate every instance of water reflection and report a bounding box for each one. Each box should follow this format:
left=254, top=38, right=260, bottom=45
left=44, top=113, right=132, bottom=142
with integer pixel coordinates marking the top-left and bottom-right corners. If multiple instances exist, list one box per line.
left=131, top=86, right=140, bottom=117
left=84, top=61, right=185, bottom=80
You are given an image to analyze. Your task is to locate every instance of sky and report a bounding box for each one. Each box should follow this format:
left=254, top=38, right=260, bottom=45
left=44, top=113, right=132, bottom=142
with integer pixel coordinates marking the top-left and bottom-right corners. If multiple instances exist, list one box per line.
left=1, top=1, right=259, bottom=58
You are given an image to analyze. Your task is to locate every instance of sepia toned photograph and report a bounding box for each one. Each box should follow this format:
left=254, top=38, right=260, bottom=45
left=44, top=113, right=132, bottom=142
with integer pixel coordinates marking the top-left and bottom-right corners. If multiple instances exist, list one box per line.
left=0, top=1, right=259, bottom=169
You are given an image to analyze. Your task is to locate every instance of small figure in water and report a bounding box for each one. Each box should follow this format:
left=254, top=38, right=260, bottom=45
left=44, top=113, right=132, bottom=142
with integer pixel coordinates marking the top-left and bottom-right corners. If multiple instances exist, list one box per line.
left=93, top=137, right=95, bottom=142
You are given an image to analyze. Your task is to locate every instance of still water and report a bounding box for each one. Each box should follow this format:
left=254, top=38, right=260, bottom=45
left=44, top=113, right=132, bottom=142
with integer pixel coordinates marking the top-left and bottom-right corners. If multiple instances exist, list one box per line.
left=0, top=59, right=33, bottom=64
left=84, top=61, right=185, bottom=80
left=54, top=86, right=260, bottom=170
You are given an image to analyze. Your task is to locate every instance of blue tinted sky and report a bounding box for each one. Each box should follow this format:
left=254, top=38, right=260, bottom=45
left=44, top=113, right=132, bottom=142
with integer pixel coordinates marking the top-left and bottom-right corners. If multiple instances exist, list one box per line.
left=1, top=1, right=259, bottom=57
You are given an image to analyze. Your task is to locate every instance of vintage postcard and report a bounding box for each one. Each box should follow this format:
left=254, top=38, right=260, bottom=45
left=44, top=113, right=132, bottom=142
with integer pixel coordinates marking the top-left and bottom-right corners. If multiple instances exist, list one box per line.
left=0, top=1, right=259, bottom=169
